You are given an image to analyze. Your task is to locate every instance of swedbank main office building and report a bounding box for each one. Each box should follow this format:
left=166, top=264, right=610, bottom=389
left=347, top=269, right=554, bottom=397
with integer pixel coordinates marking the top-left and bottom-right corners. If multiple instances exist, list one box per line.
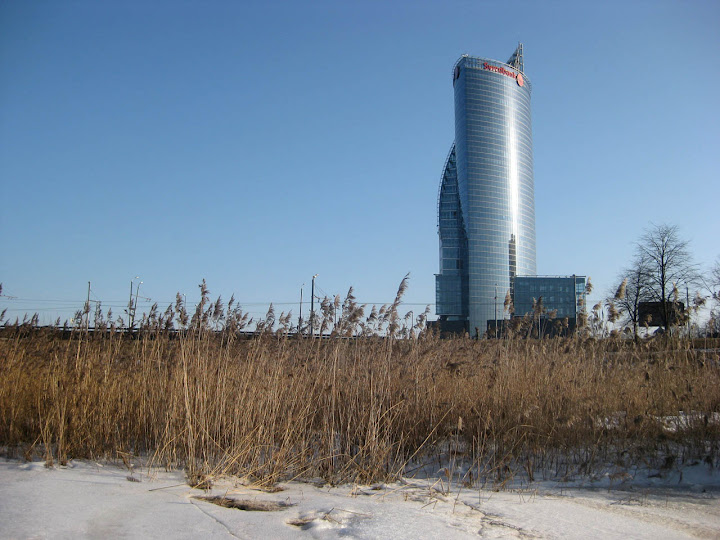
left=435, top=44, right=536, bottom=336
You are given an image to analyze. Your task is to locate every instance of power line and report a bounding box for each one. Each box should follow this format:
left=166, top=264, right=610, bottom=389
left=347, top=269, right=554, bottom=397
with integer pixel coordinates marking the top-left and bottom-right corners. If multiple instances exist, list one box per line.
left=1, top=294, right=438, bottom=322
left=1, top=299, right=438, bottom=308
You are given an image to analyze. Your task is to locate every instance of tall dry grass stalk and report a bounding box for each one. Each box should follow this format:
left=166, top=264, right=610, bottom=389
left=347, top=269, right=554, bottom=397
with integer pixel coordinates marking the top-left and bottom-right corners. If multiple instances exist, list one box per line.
left=1, top=284, right=719, bottom=487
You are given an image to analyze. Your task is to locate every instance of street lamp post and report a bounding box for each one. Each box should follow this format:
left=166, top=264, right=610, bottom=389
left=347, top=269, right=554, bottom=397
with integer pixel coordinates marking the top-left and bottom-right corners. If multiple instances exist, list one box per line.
left=310, top=274, right=318, bottom=337
left=128, top=276, right=141, bottom=330
left=133, top=281, right=143, bottom=328
left=131, top=278, right=143, bottom=330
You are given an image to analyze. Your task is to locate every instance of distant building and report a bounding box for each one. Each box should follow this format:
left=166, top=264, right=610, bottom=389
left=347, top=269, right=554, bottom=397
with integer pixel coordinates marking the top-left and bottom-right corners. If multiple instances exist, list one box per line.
left=512, top=275, right=587, bottom=334
left=637, top=301, right=685, bottom=327
left=435, top=45, right=536, bottom=336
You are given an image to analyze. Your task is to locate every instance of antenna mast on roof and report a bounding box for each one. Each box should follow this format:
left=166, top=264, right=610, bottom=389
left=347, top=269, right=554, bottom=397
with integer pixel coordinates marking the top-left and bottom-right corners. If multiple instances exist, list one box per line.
left=507, top=42, right=524, bottom=72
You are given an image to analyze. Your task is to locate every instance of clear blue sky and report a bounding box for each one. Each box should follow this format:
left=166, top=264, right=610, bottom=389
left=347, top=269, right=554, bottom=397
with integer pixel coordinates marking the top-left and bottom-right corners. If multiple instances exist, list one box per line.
left=1, top=0, right=719, bottom=325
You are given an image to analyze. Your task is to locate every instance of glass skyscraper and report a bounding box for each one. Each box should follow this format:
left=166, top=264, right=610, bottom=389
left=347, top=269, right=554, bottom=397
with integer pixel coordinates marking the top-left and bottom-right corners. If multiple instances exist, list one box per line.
left=436, top=44, right=536, bottom=335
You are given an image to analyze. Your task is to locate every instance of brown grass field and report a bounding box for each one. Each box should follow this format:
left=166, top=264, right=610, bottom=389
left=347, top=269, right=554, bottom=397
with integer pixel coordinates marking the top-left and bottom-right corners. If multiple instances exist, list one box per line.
left=1, top=285, right=719, bottom=487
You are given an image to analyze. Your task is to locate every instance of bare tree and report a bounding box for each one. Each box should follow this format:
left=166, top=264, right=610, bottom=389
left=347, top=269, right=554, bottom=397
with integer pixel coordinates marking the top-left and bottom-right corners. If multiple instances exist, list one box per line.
left=707, top=256, right=720, bottom=335
left=636, top=224, right=699, bottom=331
left=710, top=257, right=720, bottom=299
left=608, top=251, right=651, bottom=340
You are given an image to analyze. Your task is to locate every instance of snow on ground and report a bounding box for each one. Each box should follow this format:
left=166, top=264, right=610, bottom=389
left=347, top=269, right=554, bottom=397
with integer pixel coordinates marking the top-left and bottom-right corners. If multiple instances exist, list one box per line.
left=1, top=458, right=719, bottom=539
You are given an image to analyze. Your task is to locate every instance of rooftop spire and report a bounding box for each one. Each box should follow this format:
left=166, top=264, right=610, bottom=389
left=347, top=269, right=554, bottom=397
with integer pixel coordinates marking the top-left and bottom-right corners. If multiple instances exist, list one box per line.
left=507, top=42, right=524, bottom=72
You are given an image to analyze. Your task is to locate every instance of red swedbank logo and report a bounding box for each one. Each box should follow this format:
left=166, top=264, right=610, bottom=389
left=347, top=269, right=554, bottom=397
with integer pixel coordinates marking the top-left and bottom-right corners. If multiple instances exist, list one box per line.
left=483, top=62, right=523, bottom=86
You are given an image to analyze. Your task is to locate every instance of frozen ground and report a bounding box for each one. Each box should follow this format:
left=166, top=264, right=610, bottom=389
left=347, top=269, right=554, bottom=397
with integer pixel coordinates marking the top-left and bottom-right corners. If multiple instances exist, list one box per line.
left=1, top=458, right=719, bottom=539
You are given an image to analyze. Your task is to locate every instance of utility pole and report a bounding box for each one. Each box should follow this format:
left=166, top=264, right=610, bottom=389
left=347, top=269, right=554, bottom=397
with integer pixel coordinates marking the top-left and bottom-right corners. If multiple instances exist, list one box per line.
left=128, top=281, right=134, bottom=330
left=299, top=284, right=304, bottom=334
left=128, top=276, right=141, bottom=331
left=86, top=281, right=91, bottom=332
left=310, top=274, right=318, bottom=337
left=132, top=281, right=143, bottom=329
left=127, top=276, right=142, bottom=330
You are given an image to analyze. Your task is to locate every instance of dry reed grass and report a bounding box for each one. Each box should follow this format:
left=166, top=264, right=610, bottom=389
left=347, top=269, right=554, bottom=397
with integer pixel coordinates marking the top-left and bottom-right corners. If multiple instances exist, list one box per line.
left=1, top=285, right=719, bottom=487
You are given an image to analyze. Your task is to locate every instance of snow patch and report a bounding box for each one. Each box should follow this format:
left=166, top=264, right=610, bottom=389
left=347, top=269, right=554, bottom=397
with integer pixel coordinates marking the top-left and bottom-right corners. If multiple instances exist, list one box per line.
left=1, top=458, right=719, bottom=539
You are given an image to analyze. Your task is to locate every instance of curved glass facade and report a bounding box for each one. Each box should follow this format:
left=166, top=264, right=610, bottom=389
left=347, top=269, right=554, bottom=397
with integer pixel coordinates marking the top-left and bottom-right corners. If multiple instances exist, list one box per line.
left=436, top=45, right=536, bottom=335
left=436, top=144, right=469, bottom=319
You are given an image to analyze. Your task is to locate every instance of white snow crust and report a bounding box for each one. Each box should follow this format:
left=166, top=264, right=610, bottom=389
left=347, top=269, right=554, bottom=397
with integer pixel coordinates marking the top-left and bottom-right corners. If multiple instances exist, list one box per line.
left=1, top=459, right=719, bottom=539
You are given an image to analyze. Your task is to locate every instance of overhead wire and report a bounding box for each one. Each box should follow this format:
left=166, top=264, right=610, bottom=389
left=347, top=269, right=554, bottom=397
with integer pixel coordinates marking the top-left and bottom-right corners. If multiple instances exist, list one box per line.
left=1, top=294, right=436, bottom=321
